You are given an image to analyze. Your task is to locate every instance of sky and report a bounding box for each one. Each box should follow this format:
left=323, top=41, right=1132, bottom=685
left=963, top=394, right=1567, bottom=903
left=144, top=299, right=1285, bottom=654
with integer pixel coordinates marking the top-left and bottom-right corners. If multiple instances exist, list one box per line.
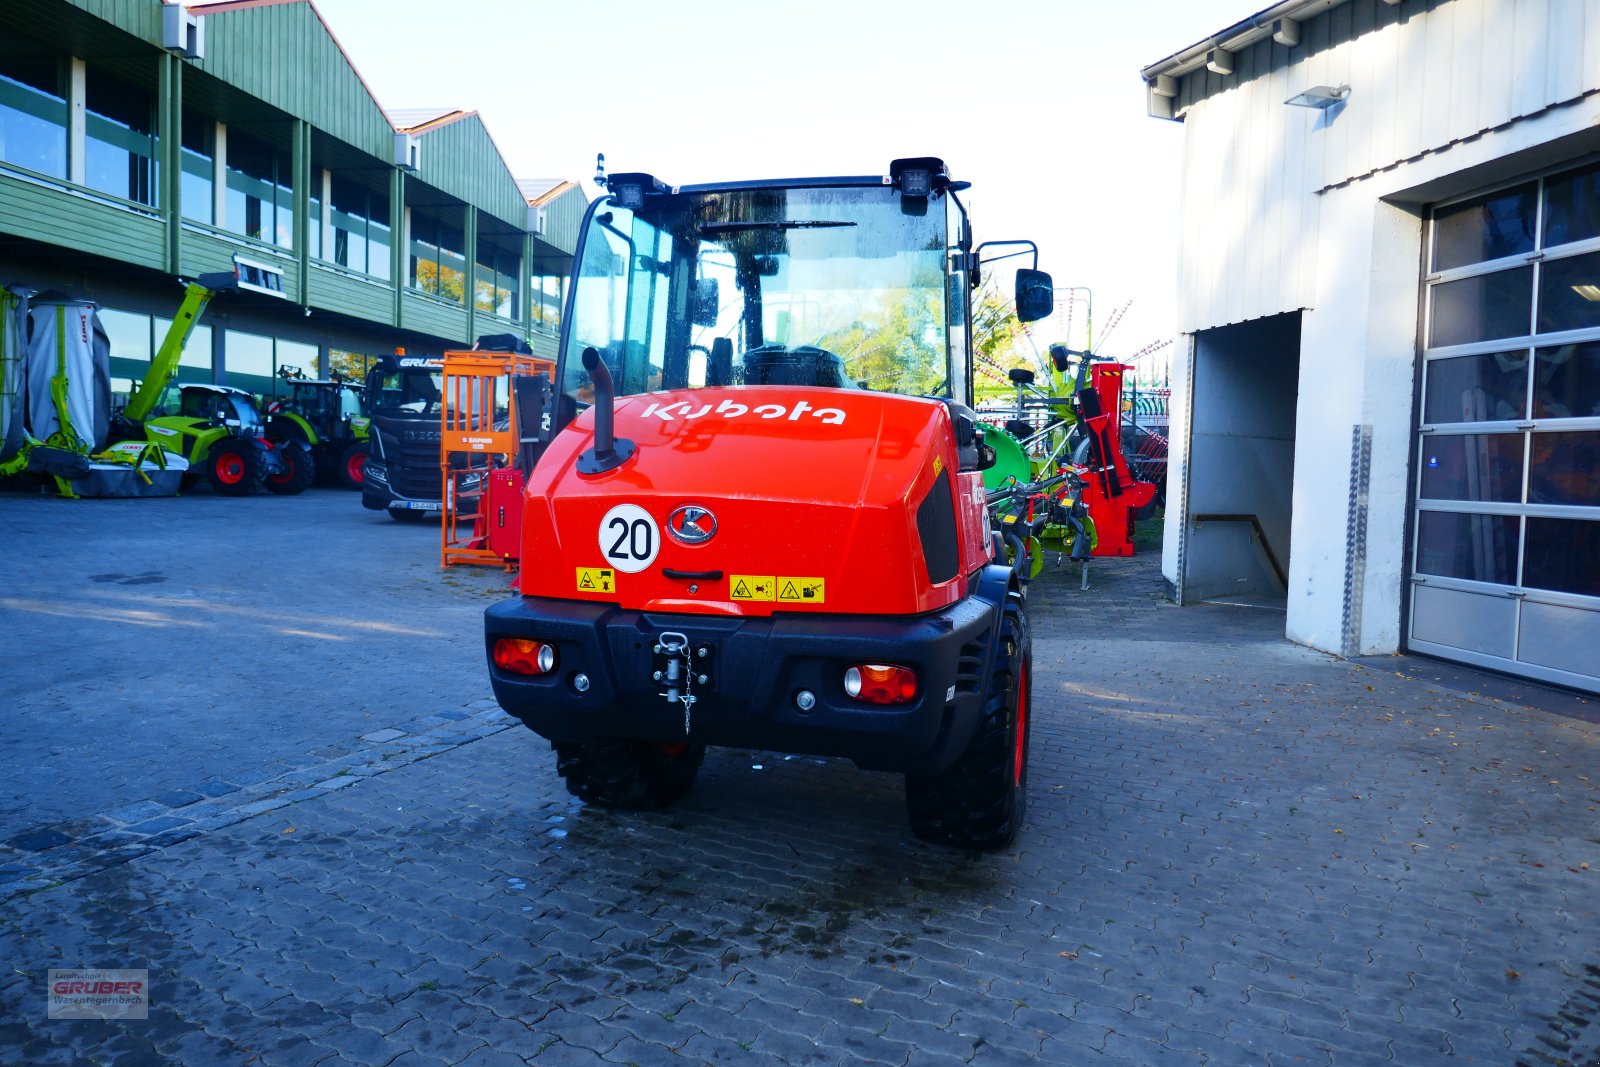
left=303, top=0, right=1252, bottom=373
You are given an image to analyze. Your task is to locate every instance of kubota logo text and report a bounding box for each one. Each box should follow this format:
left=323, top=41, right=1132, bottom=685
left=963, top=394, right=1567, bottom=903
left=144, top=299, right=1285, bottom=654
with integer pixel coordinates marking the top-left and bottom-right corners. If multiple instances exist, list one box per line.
left=639, top=398, right=846, bottom=425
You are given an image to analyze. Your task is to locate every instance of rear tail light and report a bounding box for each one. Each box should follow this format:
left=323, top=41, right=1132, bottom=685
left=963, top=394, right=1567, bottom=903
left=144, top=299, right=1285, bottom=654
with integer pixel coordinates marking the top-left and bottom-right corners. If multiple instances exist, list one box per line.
left=844, top=664, right=917, bottom=705
left=493, top=638, right=556, bottom=676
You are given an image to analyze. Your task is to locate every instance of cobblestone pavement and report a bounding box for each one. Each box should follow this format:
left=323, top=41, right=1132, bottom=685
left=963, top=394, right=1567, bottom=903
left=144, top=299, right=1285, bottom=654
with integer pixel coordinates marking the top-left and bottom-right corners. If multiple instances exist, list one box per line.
left=0, top=489, right=508, bottom=843
left=4, top=499, right=1600, bottom=1066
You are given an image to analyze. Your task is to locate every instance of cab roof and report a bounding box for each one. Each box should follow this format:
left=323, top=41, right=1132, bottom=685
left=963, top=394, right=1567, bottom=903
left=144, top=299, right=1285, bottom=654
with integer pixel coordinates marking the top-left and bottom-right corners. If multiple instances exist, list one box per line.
left=182, top=384, right=254, bottom=397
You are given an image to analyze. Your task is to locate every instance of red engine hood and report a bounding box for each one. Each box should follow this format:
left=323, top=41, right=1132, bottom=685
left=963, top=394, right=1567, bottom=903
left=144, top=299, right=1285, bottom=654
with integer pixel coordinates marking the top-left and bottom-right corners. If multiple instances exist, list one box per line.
left=518, top=386, right=979, bottom=616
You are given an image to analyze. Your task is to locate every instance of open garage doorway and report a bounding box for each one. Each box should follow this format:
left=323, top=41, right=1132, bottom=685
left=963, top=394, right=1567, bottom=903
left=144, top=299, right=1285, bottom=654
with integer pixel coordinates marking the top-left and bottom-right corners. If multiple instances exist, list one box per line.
left=1181, top=313, right=1302, bottom=608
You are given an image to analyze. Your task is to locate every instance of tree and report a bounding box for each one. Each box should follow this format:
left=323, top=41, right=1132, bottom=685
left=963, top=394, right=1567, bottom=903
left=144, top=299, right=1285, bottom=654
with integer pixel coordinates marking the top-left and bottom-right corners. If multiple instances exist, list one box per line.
left=970, top=279, right=1031, bottom=405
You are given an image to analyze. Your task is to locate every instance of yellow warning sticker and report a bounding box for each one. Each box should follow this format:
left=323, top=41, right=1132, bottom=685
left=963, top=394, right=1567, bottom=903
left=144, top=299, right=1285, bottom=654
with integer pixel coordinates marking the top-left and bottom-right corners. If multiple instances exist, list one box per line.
left=730, top=575, right=776, bottom=601
left=932, top=454, right=944, bottom=478
left=777, top=577, right=825, bottom=604
left=576, top=567, right=616, bottom=594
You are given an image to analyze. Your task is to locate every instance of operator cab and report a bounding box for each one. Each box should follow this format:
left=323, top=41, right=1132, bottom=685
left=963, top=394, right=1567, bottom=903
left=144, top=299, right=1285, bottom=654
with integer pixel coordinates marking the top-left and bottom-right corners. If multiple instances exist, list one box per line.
left=274, top=367, right=367, bottom=425
left=554, top=157, right=1051, bottom=468
left=169, top=384, right=263, bottom=431
left=559, top=163, right=966, bottom=413
left=371, top=359, right=443, bottom=415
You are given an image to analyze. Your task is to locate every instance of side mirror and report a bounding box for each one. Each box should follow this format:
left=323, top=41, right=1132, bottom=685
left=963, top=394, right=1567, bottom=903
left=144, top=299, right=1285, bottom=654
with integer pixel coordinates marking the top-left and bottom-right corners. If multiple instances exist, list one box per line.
left=692, top=277, right=719, bottom=326
left=1015, top=268, right=1054, bottom=323
left=973, top=426, right=998, bottom=471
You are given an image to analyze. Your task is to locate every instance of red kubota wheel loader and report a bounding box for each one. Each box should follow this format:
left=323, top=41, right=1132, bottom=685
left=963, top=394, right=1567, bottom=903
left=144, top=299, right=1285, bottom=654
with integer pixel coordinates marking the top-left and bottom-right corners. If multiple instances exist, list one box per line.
left=484, top=157, right=1054, bottom=849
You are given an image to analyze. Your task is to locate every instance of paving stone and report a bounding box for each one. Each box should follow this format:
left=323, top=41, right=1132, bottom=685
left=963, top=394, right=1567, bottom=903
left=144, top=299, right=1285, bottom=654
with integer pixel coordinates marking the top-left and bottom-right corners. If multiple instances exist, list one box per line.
left=103, top=801, right=170, bottom=825
left=123, top=815, right=192, bottom=836
left=525, top=1038, right=608, bottom=1065
left=6, top=505, right=1600, bottom=1067
left=456, top=1047, right=533, bottom=1067
left=153, top=789, right=206, bottom=809
left=7, top=828, right=70, bottom=852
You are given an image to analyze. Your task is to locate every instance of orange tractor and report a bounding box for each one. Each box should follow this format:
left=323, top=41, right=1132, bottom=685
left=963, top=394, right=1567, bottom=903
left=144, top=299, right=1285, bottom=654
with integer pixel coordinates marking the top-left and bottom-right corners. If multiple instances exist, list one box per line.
left=484, top=158, right=1052, bottom=848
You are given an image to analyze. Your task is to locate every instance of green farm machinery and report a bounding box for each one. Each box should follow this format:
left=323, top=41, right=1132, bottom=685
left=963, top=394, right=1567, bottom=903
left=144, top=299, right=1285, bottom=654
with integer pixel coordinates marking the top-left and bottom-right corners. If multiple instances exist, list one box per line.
left=112, top=260, right=313, bottom=496
left=265, top=366, right=371, bottom=489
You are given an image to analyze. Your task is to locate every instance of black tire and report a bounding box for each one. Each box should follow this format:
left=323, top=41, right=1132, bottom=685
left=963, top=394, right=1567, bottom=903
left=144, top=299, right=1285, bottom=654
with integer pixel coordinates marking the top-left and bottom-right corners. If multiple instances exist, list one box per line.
left=337, top=441, right=369, bottom=491
left=906, top=591, right=1031, bottom=850
left=553, top=739, right=706, bottom=810
left=264, top=443, right=314, bottom=495
left=206, top=439, right=266, bottom=496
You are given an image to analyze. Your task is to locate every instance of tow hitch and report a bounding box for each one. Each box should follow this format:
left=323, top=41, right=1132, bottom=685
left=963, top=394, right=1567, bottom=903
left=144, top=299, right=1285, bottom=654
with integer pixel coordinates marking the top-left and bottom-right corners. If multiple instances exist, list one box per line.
left=652, top=632, right=711, bottom=735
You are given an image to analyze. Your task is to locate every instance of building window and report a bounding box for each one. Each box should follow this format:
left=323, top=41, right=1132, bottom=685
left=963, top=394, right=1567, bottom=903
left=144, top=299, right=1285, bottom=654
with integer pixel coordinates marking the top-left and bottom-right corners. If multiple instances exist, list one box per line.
left=84, top=67, right=157, bottom=206
left=475, top=235, right=521, bottom=319
left=104, top=308, right=211, bottom=398
left=327, top=175, right=390, bottom=279
left=224, top=129, right=292, bottom=249
left=225, top=331, right=319, bottom=396
left=307, top=184, right=321, bottom=260
left=225, top=329, right=274, bottom=393
left=530, top=251, right=567, bottom=329
left=180, top=114, right=213, bottom=224
left=276, top=338, right=318, bottom=385
left=330, top=348, right=375, bottom=382
left=409, top=209, right=466, bottom=305
left=0, top=52, right=66, bottom=179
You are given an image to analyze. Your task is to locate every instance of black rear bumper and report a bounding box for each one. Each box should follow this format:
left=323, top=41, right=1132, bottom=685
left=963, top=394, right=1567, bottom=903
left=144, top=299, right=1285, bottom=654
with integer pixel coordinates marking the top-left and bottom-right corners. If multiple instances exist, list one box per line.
left=484, top=565, right=1012, bottom=775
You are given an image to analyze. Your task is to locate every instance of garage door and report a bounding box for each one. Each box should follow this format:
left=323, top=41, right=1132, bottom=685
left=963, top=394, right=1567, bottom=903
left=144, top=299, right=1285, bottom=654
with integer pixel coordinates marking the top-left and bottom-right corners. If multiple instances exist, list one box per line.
left=1411, top=161, right=1600, bottom=694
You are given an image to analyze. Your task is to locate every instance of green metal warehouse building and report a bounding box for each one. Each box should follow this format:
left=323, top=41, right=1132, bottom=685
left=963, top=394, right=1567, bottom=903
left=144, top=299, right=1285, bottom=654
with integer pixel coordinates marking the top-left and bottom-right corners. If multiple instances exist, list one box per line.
left=0, top=0, right=584, bottom=398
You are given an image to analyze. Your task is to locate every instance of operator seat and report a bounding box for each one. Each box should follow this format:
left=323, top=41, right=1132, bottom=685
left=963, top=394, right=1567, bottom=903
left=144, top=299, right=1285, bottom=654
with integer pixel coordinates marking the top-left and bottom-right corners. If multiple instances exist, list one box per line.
left=741, top=345, right=854, bottom=388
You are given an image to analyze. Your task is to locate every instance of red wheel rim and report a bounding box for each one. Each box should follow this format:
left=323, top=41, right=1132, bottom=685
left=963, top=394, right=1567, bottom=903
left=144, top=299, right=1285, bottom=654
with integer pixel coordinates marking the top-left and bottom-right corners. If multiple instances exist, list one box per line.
left=268, top=454, right=294, bottom=484
left=659, top=742, right=688, bottom=757
left=347, top=451, right=367, bottom=483
left=215, top=454, right=244, bottom=484
left=1013, top=660, right=1028, bottom=787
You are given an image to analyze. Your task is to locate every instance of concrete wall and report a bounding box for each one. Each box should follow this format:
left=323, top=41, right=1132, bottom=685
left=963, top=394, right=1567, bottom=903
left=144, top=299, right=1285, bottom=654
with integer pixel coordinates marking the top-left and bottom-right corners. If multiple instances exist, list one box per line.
left=1159, top=0, right=1600, bottom=657
left=1183, top=314, right=1301, bottom=604
left=1166, top=94, right=1600, bottom=656
left=1169, top=0, right=1600, bottom=337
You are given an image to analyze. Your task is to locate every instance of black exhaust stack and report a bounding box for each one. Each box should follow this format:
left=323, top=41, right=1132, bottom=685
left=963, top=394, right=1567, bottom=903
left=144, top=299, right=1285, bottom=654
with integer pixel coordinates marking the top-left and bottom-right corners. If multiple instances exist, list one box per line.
left=577, top=347, right=636, bottom=474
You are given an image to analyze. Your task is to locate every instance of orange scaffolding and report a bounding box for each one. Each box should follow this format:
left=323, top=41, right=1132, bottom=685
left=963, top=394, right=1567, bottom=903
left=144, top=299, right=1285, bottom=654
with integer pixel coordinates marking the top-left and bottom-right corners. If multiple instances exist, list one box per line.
left=439, top=350, right=554, bottom=569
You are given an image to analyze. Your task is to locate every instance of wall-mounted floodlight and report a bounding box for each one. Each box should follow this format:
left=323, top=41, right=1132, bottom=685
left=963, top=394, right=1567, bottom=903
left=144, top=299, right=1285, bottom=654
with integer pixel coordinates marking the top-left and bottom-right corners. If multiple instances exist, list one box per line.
left=1285, top=84, right=1351, bottom=109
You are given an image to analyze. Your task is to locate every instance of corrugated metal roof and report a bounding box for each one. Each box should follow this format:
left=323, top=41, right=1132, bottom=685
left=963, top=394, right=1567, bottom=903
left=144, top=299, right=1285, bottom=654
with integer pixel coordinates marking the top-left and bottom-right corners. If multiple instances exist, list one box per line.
left=185, top=0, right=302, bottom=12
left=388, top=107, right=472, bottom=134
left=1138, top=0, right=1452, bottom=119
left=1141, top=0, right=1350, bottom=82
left=516, top=178, right=572, bottom=204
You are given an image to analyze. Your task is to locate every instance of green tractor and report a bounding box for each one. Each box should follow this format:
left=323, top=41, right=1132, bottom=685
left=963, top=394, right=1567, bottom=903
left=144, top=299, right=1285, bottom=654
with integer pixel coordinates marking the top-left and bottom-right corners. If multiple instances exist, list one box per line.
left=111, top=262, right=314, bottom=496
left=264, top=365, right=371, bottom=489
left=130, top=381, right=314, bottom=496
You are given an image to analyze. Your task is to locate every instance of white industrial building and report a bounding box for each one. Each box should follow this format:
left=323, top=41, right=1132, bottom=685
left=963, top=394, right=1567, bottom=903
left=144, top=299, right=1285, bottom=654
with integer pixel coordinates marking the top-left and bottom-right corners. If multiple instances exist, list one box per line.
left=1144, top=0, right=1600, bottom=693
